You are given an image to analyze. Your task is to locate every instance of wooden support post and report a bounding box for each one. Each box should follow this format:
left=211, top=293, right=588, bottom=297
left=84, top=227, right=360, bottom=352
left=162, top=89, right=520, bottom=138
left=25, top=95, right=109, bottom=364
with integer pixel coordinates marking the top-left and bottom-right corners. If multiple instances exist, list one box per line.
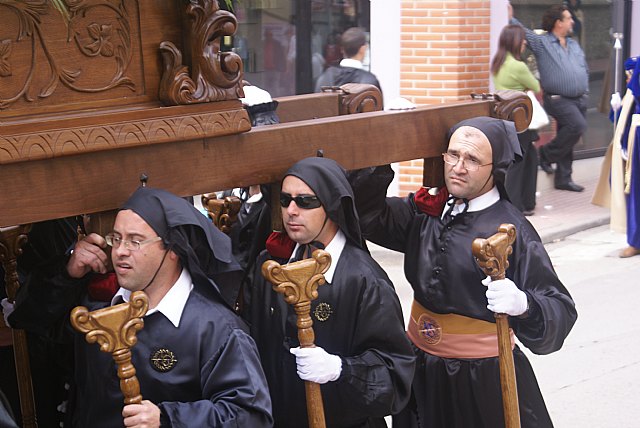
left=70, top=291, right=149, bottom=404
left=0, top=225, right=38, bottom=428
left=472, top=224, right=520, bottom=428
left=201, top=194, right=242, bottom=234
left=261, top=249, right=332, bottom=428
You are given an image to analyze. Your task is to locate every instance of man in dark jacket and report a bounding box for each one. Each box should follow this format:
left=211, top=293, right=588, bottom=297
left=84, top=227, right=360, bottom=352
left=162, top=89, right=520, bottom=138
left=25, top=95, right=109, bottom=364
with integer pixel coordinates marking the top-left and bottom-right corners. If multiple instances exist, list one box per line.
left=7, top=187, right=273, bottom=428
left=314, top=27, right=381, bottom=94
left=350, top=117, right=577, bottom=428
left=245, top=157, right=415, bottom=427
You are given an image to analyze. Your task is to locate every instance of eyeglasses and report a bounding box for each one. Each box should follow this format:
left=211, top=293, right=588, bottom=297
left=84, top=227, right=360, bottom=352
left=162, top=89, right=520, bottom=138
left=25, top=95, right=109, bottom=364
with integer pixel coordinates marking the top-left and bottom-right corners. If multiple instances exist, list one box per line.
left=279, top=192, right=322, bottom=209
left=105, top=234, right=162, bottom=251
left=442, top=152, right=492, bottom=172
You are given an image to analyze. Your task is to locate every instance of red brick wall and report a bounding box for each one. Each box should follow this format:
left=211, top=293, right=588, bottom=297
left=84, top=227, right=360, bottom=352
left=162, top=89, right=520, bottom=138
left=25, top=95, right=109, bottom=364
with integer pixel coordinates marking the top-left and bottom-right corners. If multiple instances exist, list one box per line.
left=397, top=1, right=491, bottom=196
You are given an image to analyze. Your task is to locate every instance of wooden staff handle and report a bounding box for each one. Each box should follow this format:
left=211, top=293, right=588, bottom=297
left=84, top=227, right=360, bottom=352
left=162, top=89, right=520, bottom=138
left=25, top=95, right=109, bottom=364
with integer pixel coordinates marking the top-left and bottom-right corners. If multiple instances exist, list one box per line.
left=472, top=223, right=521, bottom=428
left=70, top=291, right=149, bottom=405
left=262, top=249, right=332, bottom=428
left=1, top=225, right=38, bottom=428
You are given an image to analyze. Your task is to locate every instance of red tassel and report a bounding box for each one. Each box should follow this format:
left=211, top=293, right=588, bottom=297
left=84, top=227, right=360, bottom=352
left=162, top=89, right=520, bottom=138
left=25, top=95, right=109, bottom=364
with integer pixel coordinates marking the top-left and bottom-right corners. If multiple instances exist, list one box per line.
left=87, top=272, right=119, bottom=302
left=414, top=187, right=449, bottom=217
left=265, top=231, right=296, bottom=259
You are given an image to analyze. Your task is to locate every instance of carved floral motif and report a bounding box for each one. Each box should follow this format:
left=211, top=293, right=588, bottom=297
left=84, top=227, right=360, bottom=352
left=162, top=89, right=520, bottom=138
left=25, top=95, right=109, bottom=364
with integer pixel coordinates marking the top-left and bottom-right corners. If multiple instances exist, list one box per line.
left=85, top=23, right=115, bottom=57
left=0, top=0, right=135, bottom=110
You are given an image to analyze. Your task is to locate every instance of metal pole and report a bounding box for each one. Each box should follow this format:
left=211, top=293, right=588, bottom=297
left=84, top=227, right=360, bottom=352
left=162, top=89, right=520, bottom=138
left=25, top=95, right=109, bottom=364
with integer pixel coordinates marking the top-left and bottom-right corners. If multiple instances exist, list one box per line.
left=613, top=33, right=624, bottom=129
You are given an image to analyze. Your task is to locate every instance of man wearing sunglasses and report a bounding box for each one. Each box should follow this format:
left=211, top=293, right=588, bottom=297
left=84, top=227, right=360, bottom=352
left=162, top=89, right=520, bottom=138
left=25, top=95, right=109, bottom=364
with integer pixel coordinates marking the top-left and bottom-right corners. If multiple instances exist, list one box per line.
left=244, top=157, right=415, bottom=427
left=350, top=117, right=577, bottom=428
left=5, top=187, right=273, bottom=428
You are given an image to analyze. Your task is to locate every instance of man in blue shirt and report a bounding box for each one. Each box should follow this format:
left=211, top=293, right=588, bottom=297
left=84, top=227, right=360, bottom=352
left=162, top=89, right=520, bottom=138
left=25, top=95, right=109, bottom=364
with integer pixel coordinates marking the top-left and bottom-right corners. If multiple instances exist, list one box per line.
left=511, top=3, right=589, bottom=192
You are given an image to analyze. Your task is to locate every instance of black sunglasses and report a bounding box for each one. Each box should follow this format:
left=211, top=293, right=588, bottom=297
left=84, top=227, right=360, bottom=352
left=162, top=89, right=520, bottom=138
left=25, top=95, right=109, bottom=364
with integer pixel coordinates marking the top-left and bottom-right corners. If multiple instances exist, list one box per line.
left=279, top=192, right=322, bottom=209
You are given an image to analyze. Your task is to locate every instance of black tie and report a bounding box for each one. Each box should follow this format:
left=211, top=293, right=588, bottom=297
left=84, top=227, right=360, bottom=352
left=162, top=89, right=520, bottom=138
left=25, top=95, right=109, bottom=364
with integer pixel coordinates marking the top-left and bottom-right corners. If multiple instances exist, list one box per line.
left=292, top=241, right=325, bottom=262
left=442, top=197, right=457, bottom=223
left=442, top=196, right=469, bottom=223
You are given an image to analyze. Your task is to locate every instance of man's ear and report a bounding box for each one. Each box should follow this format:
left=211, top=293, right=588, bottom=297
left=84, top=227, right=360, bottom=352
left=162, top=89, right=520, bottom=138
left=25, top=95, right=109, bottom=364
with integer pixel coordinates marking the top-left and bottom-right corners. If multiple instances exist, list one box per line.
left=357, top=44, right=367, bottom=60
left=168, top=249, right=180, bottom=262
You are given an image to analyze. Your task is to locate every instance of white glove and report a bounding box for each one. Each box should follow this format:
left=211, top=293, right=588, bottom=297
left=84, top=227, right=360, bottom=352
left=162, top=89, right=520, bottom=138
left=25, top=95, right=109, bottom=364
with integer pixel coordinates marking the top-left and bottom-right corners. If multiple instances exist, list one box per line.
left=610, top=92, right=622, bottom=111
left=289, top=346, right=342, bottom=384
left=483, top=276, right=528, bottom=316
left=1, top=298, right=15, bottom=328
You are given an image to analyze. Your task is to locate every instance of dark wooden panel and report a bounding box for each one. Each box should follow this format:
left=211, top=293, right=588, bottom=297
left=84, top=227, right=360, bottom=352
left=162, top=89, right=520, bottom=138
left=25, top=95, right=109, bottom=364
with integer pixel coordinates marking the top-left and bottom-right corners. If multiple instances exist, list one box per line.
left=275, top=92, right=340, bottom=123
left=0, top=100, right=491, bottom=227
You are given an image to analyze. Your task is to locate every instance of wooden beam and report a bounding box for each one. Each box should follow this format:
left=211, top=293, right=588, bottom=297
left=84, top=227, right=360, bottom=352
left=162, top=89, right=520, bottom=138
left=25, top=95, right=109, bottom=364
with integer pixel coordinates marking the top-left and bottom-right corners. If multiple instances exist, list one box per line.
left=0, top=100, right=491, bottom=227
left=275, top=92, right=340, bottom=123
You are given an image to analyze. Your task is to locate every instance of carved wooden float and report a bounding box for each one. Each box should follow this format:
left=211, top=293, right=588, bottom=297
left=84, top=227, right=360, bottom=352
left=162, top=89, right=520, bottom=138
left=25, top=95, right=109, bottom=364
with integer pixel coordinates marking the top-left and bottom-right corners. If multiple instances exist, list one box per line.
left=0, top=1, right=532, bottom=426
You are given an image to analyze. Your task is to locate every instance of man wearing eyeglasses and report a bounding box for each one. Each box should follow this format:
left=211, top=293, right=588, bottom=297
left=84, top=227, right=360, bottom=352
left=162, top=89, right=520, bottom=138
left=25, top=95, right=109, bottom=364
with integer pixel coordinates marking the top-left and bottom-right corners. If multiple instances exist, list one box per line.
left=350, top=117, right=577, bottom=428
left=510, top=3, right=589, bottom=192
left=9, top=187, right=273, bottom=428
left=244, top=157, right=415, bottom=427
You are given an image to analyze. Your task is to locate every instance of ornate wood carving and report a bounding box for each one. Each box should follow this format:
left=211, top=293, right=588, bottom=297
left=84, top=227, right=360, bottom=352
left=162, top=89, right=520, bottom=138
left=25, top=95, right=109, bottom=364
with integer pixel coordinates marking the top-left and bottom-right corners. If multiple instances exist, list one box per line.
left=471, top=90, right=532, bottom=132
left=472, top=224, right=520, bottom=428
left=0, top=0, right=138, bottom=111
left=0, top=104, right=250, bottom=164
left=70, top=290, right=149, bottom=405
left=262, top=249, right=332, bottom=428
left=338, top=83, right=383, bottom=114
left=201, top=193, right=241, bottom=234
left=0, top=224, right=37, bottom=428
left=159, top=0, right=244, bottom=106
left=472, top=223, right=516, bottom=280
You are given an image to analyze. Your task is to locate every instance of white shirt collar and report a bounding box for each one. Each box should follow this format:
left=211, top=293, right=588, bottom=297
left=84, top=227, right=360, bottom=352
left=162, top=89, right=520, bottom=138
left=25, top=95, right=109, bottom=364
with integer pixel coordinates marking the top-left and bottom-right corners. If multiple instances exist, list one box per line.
left=441, top=186, right=500, bottom=218
left=111, top=269, right=194, bottom=328
left=339, top=58, right=363, bottom=69
left=289, top=230, right=346, bottom=283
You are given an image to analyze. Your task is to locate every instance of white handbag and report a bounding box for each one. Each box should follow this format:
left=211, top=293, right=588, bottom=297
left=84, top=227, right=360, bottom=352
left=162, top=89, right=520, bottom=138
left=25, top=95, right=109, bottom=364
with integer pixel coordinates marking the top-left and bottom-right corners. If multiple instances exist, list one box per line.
left=527, top=90, right=550, bottom=130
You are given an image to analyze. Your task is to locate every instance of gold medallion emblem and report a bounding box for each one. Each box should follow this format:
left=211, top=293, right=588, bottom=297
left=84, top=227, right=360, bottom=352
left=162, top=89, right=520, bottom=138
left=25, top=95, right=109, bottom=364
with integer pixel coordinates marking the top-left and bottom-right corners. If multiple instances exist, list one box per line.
left=150, top=348, right=177, bottom=372
left=313, top=302, right=332, bottom=322
left=417, top=313, right=442, bottom=345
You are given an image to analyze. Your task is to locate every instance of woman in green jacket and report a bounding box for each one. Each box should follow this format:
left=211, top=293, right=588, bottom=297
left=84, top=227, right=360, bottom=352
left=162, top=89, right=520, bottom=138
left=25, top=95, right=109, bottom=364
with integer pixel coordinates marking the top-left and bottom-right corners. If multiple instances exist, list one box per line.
left=492, top=24, right=542, bottom=216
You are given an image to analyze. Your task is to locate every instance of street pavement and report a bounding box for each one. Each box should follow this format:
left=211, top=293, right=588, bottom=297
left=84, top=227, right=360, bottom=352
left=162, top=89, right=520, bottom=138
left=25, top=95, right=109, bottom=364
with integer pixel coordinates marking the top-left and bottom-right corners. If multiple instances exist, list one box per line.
left=371, top=156, right=640, bottom=427
left=527, top=225, right=640, bottom=428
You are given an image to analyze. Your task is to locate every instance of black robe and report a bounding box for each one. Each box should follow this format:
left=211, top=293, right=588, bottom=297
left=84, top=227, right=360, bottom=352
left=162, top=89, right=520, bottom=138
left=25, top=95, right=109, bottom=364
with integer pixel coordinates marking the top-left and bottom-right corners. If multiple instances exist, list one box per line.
left=70, top=281, right=273, bottom=428
left=13, top=263, right=273, bottom=428
left=2, top=218, right=79, bottom=426
left=247, top=242, right=415, bottom=428
left=352, top=166, right=577, bottom=428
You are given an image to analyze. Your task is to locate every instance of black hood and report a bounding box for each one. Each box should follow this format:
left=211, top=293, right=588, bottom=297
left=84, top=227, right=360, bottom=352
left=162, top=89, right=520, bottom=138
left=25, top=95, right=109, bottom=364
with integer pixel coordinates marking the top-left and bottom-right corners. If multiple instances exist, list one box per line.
left=448, top=117, right=522, bottom=200
left=121, top=187, right=241, bottom=306
left=284, top=157, right=364, bottom=249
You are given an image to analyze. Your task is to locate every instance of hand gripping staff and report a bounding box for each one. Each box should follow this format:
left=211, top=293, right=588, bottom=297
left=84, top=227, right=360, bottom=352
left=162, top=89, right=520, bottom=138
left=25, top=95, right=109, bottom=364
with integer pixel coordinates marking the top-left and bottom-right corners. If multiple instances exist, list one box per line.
left=70, top=291, right=149, bottom=405
left=472, top=224, right=520, bottom=428
left=262, top=249, right=331, bottom=428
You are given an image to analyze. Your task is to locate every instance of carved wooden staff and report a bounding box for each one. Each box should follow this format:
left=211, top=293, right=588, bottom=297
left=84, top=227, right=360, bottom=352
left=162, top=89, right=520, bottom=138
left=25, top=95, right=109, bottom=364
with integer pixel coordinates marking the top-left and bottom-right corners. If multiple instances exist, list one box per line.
left=0, top=225, right=38, bottom=428
left=262, top=249, right=332, bottom=428
left=472, top=223, right=520, bottom=428
left=70, top=291, right=149, bottom=404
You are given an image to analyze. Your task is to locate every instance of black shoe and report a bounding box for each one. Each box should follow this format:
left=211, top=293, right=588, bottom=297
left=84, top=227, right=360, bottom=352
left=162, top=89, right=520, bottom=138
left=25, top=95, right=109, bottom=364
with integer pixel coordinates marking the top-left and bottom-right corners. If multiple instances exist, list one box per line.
left=539, top=147, right=554, bottom=174
left=554, top=181, right=584, bottom=192
left=523, top=209, right=535, bottom=216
